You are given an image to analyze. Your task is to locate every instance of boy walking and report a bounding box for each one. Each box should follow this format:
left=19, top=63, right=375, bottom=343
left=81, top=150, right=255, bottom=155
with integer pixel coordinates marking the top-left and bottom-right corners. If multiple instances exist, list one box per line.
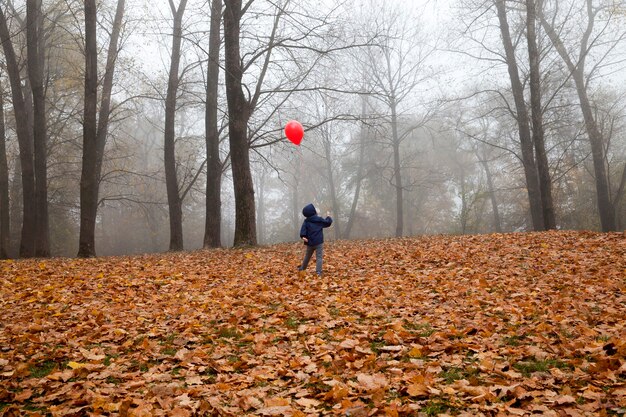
left=298, top=203, right=332, bottom=276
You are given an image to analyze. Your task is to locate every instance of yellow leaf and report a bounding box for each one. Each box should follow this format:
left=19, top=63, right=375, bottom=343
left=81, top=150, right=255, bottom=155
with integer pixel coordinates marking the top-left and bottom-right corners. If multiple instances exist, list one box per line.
left=408, top=346, right=423, bottom=358
left=67, top=361, right=85, bottom=369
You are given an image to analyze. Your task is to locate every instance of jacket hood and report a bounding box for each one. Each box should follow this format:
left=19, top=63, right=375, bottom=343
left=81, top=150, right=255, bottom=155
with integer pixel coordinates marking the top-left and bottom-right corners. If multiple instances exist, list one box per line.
left=302, top=203, right=316, bottom=218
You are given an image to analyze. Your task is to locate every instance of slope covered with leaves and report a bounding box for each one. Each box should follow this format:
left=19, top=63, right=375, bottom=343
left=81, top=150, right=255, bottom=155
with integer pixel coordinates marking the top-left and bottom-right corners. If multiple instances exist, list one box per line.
left=0, top=231, right=625, bottom=416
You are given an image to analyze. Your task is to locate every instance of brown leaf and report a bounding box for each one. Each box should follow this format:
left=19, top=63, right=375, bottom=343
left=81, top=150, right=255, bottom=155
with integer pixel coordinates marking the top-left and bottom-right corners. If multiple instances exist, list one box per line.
left=356, top=373, right=388, bottom=392
left=555, top=395, right=576, bottom=405
left=406, top=383, right=429, bottom=397
left=294, top=398, right=320, bottom=408
left=14, top=389, right=32, bottom=402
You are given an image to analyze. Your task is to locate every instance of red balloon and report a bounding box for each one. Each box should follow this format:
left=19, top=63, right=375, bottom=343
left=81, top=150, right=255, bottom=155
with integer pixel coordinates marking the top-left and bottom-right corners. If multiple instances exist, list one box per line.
left=284, top=120, right=304, bottom=145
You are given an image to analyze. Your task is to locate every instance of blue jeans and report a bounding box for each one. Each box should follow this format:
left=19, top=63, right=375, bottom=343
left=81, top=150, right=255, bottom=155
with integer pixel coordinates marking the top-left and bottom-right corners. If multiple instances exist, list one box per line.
left=299, top=243, right=323, bottom=275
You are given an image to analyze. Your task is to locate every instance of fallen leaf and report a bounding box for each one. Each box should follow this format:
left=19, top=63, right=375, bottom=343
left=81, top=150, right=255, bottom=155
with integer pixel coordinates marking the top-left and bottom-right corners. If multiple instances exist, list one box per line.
left=357, top=373, right=388, bottom=392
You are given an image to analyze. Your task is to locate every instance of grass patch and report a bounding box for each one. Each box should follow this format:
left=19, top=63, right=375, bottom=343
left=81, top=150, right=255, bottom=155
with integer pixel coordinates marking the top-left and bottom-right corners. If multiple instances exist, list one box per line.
left=161, top=347, right=177, bottom=356
left=203, top=369, right=217, bottom=383
left=440, top=367, right=479, bottom=384
left=104, top=353, right=119, bottom=366
left=218, top=327, right=241, bottom=339
left=503, top=335, right=527, bottom=346
left=236, top=340, right=252, bottom=348
left=105, top=376, right=122, bottom=385
left=29, top=360, right=57, bottom=378
left=370, top=340, right=386, bottom=354
left=227, top=355, right=241, bottom=364
left=284, top=315, right=301, bottom=329
left=127, top=359, right=149, bottom=372
left=23, top=403, right=49, bottom=414
left=304, top=381, right=330, bottom=394
left=513, top=359, right=572, bottom=377
left=422, top=398, right=458, bottom=416
left=405, top=321, right=435, bottom=337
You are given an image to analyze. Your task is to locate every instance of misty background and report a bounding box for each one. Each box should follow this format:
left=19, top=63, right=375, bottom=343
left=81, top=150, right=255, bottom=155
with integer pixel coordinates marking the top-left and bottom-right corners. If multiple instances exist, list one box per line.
left=0, top=0, right=624, bottom=258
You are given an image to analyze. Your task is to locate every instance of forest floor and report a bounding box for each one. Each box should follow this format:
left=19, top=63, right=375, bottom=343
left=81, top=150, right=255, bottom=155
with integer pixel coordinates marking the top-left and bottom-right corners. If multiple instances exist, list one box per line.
left=0, top=230, right=625, bottom=417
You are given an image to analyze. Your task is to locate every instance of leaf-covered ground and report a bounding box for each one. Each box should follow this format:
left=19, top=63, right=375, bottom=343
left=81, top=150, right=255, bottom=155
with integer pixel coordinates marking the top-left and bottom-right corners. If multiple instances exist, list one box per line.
left=1, top=231, right=625, bottom=417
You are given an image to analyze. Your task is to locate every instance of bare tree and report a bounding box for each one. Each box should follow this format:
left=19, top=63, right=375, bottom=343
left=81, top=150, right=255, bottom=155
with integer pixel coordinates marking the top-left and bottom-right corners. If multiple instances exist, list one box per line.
left=526, top=0, right=556, bottom=230
left=78, top=0, right=98, bottom=257
left=78, top=0, right=126, bottom=257
left=0, top=5, right=36, bottom=257
left=204, top=0, right=223, bottom=248
left=0, top=83, right=9, bottom=258
left=361, top=4, right=436, bottom=237
left=494, top=0, right=544, bottom=230
left=223, top=0, right=366, bottom=246
left=311, top=91, right=347, bottom=239
left=163, top=0, right=188, bottom=251
left=27, top=0, right=49, bottom=256
left=223, top=0, right=258, bottom=246
left=538, top=0, right=623, bottom=231
left=343, top=95, right=368, bottom=239
left=95, top=0, right=126, bottom=206
left=475, top=144, right=503, bottom=233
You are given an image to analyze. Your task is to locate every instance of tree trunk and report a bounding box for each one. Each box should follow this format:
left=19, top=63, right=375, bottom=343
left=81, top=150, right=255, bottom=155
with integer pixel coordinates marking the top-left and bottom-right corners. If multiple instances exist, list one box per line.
left=495, top=0, right=544, bottom=231
left=613, top=163, right=626, bottom=229
left=257, top=171, right=266, bottom=244
left=9, top=155, right=21, bottom=254
left=224, top=0, right=256, bottom=246
left=0, top=86, right=9, bottom=258
left=78, top=0, right=99, bottom=258
left=344, top=96, right=367, bottom=239
left=164, top=0, right=188, bottom=251
left=95, top=0, right=125, bottom=183
left=538, top=0, right=615, bottom=231
left=390, top=100, right=403, bottom=237
left=0, top=8, right=36, bottom=258
left=526, top=0, right=556, bottom=230
left=204, top=0, right=222, bottom=248
left=323, top=136, right=341, bottom=239
left=573, top=69, right=615, bottom=231
left=459, top=166, right=468, bottom=235
left=478, top=154, right=502, bottom=233
left=77, top=0, right=125, bottom=257
left=27, top=0, right=49, bottom=256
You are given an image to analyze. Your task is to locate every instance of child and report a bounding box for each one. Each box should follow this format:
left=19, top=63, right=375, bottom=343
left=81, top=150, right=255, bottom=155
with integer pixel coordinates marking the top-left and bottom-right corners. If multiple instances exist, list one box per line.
left=298, top=203, right=332, bottom=276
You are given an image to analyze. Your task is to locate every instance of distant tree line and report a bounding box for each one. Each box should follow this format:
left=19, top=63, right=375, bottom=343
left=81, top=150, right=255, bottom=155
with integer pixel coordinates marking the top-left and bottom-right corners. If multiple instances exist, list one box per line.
left=0, top=0, right=624, bottom=259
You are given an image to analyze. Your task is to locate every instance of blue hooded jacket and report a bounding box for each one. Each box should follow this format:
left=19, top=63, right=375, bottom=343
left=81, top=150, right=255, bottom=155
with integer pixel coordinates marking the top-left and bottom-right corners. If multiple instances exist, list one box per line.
left=299, top=203, right=332, bottom=246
